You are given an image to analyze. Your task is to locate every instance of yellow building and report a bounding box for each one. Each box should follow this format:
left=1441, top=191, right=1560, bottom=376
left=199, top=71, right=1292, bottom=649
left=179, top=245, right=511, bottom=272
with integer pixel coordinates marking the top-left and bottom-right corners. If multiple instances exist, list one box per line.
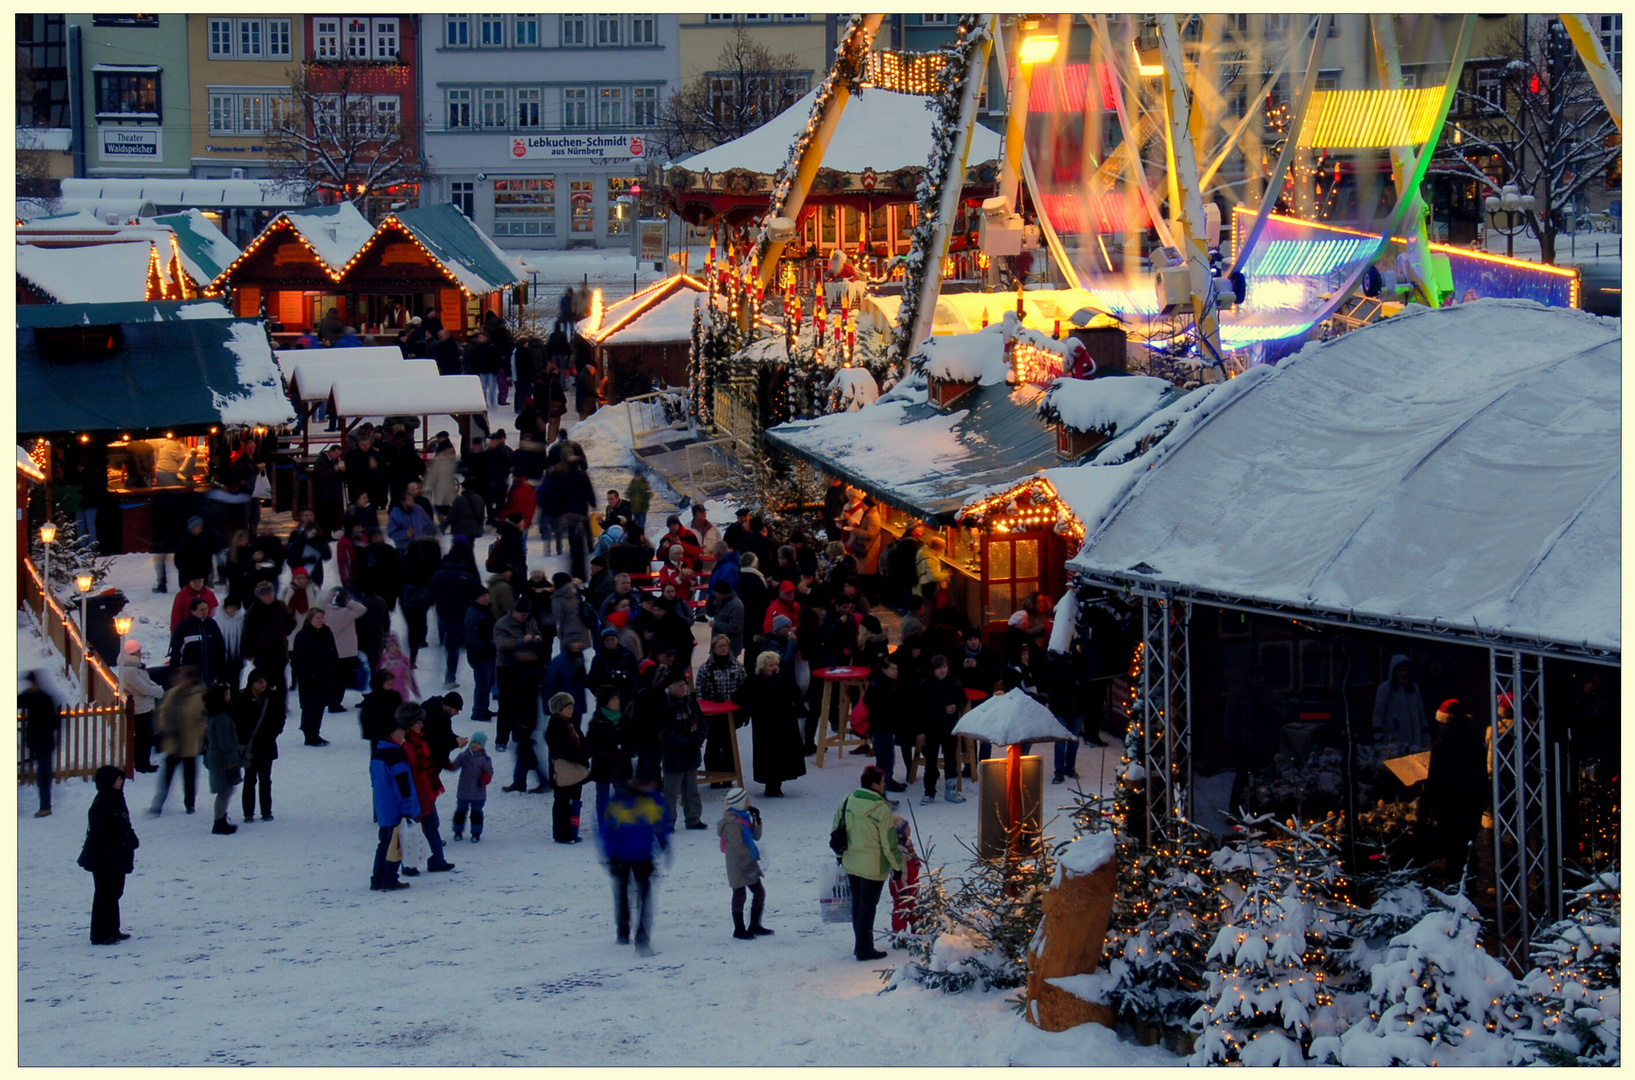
left=186, top=14, right=304, bottom=179
left=676, top=14, right=832, bottom=106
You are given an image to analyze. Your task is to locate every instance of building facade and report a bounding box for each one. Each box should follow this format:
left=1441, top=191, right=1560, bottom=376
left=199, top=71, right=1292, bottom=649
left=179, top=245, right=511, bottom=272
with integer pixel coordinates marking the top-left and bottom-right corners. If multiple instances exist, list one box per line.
left=74, top=14, right=193, bottom=178
left=419, top=13, right=680, bottom=249
left=188, top=14, right=304, bottom=178
left=675, top=13, right=832, bottom=99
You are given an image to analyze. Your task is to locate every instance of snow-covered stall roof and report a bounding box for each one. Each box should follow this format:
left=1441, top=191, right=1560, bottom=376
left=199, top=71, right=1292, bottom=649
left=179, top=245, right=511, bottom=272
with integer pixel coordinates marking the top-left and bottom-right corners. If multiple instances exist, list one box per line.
left=678, top=87, right=1003, bottom=175
left=17, top=198, right=157, bottom=224
left=17, top=241, right=156, bottom=303
left=274, top=344, right=409, bottom=377
left=17, top=446, right=46, bottom=483
left=59, top=176, right=303, bottom=210
left=387, top=203, right=527, bottom=295
left=764, top=377, right=1058, bottom=525
left=1039, top=374, right=1176, bottom=435
left=17, top=301, right=295, bottom=434
left=279, top=203, right=377, bottom=274
left=145, top=210, right=241, bottom=286
left=953, top=691, right=1075, bottom=745
left=330, top=375, right=487, bottom=418
left=289, top=360, right=437, bottom=402
left=584, top=275, right=709, bottom=346
left=915, top=322, right=1013, bottom=384
left=1068, top=300, right=1622, bottom=658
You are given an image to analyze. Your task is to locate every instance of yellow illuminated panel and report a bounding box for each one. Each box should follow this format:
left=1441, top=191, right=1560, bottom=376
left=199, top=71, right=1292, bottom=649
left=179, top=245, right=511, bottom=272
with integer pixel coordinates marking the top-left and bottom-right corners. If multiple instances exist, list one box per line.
left=1297, top=87, right=1445, bottom=150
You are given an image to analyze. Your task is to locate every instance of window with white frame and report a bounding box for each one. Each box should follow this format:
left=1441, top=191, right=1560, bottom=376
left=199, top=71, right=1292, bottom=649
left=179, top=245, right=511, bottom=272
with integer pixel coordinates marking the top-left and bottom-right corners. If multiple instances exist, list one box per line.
left=779, top=13, right=808, bottom=22
left=315, top=18, right=340, bottom=59
left=597, top=86, right=623, bottom=126
left=562, top=14, right=587, bottom=46
left=208, top=92, right=234, bottom=133
left=447, top=88, right=471, bottom=129
left=743, top=14, right=772, bottom=23
left=446, top=15, right=470, bottom=47
left=479, top=15, right=505, bottom=47
left=239, top=92, right=265, bottom=132
left=208, top=17, right=292, bottom=59
left=1314, top=69, right=1340, bottom=91
left=631, top=86, right=658, bottom=126
left=920, top=15, right=947, bottom=25
left=312, top=96, right=338, bottom=137
left=1265, top=14, right=1292, bottom=34
left=1475, top=68, right=1502, bottom=111
left=1600, top=15, right=1621, bottom=72
left=480, top=88, right=507, bottom=128
left=345, top=17, right=372, bottom=59
left=706, top=16, right=735, bottom=25
left=515, top=15, right=539, bottom=47
left=207, top=88, right=293, bottom=135
left=373, top=95, right=400, bottom=135
left=516, top=87, right=541, bottom=128
left=450, top=181, right=474, bottom=217
left=631, top=16, right=655, bottom=45
left=563, top=87, right=588, bottom=127
left=596, top=15, right=621, bottom=46
left=373, top=19, right=398, bottom=60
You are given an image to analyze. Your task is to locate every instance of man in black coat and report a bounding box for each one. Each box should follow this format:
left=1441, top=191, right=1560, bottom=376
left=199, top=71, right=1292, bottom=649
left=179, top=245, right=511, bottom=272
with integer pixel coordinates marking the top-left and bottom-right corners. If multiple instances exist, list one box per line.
left=79, top=765, right=139, bottom=944
left=233, top=669, right=286, bottom=821
left=478, top=432, right=514, bottom=528
left=430, top=553, right=480, bottom=688
left=173, top=515, right=220, bottom=587
left=739, top=515, right=780, bottom=572
left=360, top=529, right=404, bottom=612
left=917, top=655, right=968, bottom=805
left=309, top=446, right=347, bottom=535
left=287, top=507, right=332, bottom=587
left=557, top=461, right=597, bottom=581
left=433, top=328, right=463, bottom=376
left=168, top=597, right=227, bottom=685
left=345, top=432, right=389, bottom=510
left=464, top=331, right=502, bottom=409
left=241, top=581, right=297, bottom=690
left=656, top=672, right=706, bottom=829
left=19, top=672, right=60, bottom=817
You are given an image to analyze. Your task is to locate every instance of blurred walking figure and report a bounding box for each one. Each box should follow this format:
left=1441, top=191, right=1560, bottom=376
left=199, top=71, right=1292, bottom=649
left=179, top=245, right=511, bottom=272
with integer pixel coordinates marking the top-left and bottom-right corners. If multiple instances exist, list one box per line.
left=19, top=672, right=61, bottom=817
left=598, top=773, right=671, bottom=956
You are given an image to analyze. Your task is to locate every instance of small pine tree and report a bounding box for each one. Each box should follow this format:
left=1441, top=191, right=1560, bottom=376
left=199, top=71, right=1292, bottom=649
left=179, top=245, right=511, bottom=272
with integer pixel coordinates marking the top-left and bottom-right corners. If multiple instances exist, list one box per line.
left=1190, top=815, right=1353, bottom=1066
left=30, top=518, right=114, bottom=602
left=1337, top=886, right=1523, bottom=1066
left=1516, top=870, right=1620, bottom=1066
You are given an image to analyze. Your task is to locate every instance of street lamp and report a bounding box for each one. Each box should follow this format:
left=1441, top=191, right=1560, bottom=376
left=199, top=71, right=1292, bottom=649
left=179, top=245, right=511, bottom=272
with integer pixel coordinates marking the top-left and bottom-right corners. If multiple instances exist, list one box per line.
left=1484, top=183, right=1536, bottom=259
left=75, top=573, right=94, bottom=693
left=38, top=522, right=56, bottom=598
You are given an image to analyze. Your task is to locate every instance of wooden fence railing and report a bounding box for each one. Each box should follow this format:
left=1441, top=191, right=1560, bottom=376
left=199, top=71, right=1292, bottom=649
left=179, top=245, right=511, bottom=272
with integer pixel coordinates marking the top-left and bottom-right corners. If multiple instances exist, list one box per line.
left=18, top=557, right=130, bottom=783
left=17, top=703, right=132, bottom=785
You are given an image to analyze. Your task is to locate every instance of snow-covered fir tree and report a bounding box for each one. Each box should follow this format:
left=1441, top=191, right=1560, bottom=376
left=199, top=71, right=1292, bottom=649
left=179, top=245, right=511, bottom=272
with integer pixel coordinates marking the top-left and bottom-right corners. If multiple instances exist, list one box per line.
left=1516, top=870, right=1620, bottom=1065
left=30, top=519, right=114, bottom=602
left=1337, top=886, right=1524, bottom=1066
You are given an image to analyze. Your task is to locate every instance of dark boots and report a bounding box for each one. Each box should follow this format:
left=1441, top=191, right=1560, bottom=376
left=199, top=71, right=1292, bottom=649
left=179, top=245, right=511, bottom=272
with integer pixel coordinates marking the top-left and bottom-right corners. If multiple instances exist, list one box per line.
left=749, top=895, right=773, bottom=937
left=452, top=808, right=465, bottom=839
left=732, top=912, right=755, bottom=940
left=212, top=818, right=238, bottom=835
left=470, top=808, right=483, bottom=842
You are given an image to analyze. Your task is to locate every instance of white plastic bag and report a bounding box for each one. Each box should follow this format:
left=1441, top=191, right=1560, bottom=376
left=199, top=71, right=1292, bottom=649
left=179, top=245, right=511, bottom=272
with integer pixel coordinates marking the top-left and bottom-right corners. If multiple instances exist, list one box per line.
left=251, top=466, right=273, bottom=501
left=794, top=658, right=812, bottom=695
left=818, top=859, right=853, bottom=924
left=397, top=817, right=427, bottom=868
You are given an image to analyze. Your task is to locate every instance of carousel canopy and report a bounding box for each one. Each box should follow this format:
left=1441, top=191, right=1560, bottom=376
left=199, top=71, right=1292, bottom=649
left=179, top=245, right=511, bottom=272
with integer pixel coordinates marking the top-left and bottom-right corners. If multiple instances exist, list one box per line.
left=17, top=241, right=156, bottom=303
left=1067, top=300, right=1621, bottom=658
left=675, top=86, right=1002, bottom=177
left=953, top=691, right=1075, bottom=746
left=17, top=301, right=295, bottom=435
left=764, top=375, right=1057, bottom=526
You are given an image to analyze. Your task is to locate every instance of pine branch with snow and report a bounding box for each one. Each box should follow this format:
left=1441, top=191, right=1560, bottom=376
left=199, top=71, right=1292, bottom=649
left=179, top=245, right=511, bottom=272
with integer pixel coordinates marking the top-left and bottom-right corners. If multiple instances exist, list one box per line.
left=1515, top=869, right=1620, bottom=1066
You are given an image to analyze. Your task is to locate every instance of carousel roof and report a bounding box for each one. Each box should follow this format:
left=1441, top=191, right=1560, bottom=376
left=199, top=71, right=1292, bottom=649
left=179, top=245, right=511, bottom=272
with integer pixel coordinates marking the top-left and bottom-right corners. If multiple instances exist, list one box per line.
left=17, top=301, right=294, bottom=435
left=1067, top=300, right=1622, bottom=658
left=676, top=87, right=1003, bottom=177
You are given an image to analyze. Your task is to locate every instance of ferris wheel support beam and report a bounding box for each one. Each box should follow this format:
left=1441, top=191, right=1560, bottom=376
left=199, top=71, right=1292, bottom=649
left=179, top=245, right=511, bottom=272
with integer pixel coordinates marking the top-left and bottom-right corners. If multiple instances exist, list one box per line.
left=1559, top=14, right=1622, bottom=132
left=1371, top=14, right=1438, bottom=307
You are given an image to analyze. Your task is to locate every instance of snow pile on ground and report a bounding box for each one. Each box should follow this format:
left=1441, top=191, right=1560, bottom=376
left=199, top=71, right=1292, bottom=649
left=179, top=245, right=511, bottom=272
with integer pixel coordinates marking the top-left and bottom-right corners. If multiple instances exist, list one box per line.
left=1042, top=375, right=1172, bottom=435
left=827, top=367, right=879, bottom=411
left=953, top=691, right=1073, bottom=747
left=565, top=402, right=645, bottom=472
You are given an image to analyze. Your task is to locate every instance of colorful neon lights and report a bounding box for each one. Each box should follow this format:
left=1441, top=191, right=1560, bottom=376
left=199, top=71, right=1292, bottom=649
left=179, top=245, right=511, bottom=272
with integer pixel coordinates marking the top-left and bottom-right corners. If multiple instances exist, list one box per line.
left=1297, top=87, right=1445, bottom=149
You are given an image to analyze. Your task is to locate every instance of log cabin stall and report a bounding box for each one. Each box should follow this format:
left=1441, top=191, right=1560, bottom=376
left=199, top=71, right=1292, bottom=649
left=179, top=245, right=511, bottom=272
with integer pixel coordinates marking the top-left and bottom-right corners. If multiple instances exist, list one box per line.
left=577, top=274, right=709, bottom=403
left=763, top=315, right=1170, bottom=641
left=1057, top=300, right=1619, bottom=971
left=210, top=202, right=528, bottom=345
left=17, top=300, right=296, bottom=556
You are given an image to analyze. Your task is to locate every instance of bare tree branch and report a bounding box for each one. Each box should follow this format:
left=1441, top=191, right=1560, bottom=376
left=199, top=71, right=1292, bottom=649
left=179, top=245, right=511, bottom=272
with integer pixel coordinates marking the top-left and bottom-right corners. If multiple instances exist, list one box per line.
left=657, top=27, right=811, bottom=159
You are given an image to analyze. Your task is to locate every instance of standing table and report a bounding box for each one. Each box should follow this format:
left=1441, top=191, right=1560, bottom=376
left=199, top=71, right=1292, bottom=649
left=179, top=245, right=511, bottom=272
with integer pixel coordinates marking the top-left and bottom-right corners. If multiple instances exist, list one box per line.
left=812, top=666, right=870, bottom=767
left=697, top=700, right=745, bottom=790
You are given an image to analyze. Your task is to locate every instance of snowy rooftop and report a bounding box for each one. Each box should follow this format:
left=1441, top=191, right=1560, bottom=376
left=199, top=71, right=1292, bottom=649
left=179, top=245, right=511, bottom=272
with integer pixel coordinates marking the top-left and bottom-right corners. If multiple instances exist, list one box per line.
left=1068, top=300, right=1622, bottom=656
left=1040, top=374, right=1175, bottom=435
left=59, top=176, right=302, bottom=209
left=677, top=87, right=1003, bottom=175
left=587, top=276, right=709, bottom=345
left=17, top=241, right=155, bottom=303
left=289, top=359, right=437, bottom=401
left=280, top=203, right=377, bottom=273
left=915, top=322, right=1013, bottom=384
left=330, top=374, right=487, bottom=418
left=389, top=203, right=528, bottom=294
left=145, top=209, right=241, bottom=285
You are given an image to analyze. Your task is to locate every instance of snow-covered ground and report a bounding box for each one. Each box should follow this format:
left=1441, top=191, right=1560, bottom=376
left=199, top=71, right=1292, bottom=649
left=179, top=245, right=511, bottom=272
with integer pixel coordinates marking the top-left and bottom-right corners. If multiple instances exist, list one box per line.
left=16, top=404, right=1165, bottom=1067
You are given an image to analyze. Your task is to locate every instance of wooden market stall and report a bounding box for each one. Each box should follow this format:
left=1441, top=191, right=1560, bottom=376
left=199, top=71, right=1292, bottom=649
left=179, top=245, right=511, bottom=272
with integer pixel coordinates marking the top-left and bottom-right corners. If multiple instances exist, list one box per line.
left=578, top=274, right=708, bottom=402
left=17, top=299, right=295, bottom=554
left=327, top=375, right=490, bottom=455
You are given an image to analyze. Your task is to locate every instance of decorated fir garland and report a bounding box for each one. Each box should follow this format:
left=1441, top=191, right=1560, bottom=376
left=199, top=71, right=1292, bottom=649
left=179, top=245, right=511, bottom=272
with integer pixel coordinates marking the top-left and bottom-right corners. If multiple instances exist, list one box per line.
left=893, top=14, right=989, bottom=367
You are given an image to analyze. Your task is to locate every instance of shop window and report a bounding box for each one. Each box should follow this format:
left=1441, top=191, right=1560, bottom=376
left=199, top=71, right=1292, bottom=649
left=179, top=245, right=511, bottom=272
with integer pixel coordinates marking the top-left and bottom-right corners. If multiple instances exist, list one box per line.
left=983, top=536, right=1039, bottom=625
left=607, top=176, right=635, bottom=234
left=494, top=177, right=556, bottom=236
left=570, top=179, right=595, bottom=232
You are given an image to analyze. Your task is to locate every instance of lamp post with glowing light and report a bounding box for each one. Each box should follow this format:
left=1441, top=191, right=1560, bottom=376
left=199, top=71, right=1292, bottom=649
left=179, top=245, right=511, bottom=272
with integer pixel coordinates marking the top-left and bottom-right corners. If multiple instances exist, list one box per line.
left=114, top=613, right=135, bottom=776
left=38, top=522, right=56, bottom=600
left=75, top=573, right=94, bottom=694
left=1485, top=184, right=1536, bottom=259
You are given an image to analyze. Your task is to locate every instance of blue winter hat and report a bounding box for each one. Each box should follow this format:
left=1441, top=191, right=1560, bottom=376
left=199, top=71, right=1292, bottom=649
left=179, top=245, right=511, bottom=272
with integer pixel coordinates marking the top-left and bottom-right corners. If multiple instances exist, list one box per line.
left=468, top=729, right=487, bottom=746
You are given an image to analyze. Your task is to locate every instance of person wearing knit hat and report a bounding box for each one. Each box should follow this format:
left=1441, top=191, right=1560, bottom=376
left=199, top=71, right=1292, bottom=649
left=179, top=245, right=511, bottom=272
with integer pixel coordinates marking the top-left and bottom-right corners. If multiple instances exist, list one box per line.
left=545, top=689, right=590, bottom=843
left=1420, top=697, right=1485, bottom=883
left=81, top=764, right=139, bottom=944
left=762, top=579, right=802, bottom=635
left=659, top=668, right=707, bottom=830
left=718, top=787, right=771, bottom=940
left=117, top=641, right=164, bottom=773
left=448, top=729, right=493, bottom=842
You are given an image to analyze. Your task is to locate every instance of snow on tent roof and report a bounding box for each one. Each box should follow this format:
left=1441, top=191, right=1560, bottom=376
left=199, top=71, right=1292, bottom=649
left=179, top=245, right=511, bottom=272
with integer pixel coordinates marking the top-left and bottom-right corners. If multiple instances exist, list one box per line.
left=17, top=303, right=293, bottom=434
left=290, top=360, right=437, bottom=401
left=764, top=380, right=1058, bottom=525
left=953, top=691, right=1075, bottom=745
left=59, top=177, right=302, bottom=209
left=279, top=202, right=377, bottom=273
left=15, top=209, right=111, bottom=229
left=389, top=204, right=526, bottom=294
left=1041, top=374, right=1175, bottom=435
left=1068, top=300, right=1622, bottom=657
left=330, top=374, right=487, bottom=418
left=17, top=242, right=155, bottom=303
left=22, top=198, right=157, bottom=223
left=274, top=345, right=407, bottom=377
left=146, top=210, right=240, bottom=285
left=915, top=323, right=1013, bottom=384
left=679, top=87, right=1003, bottom=174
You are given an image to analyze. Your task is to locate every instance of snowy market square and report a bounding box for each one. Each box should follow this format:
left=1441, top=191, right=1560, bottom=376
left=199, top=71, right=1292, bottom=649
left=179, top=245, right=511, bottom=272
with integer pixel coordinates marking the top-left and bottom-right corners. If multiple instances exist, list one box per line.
left=16, top=13, right=1622, bottom=1068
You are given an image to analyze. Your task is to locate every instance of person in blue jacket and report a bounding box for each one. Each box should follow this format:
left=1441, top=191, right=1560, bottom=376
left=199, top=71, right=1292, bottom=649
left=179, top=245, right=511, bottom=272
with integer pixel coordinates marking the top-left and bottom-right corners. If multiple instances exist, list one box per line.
left=369, top=706, right=422, bottom=891
left=542, top=632, right=590, bottom=723
left=598, top=773, right=672, bottom=956
left=429, top=551, right=479, bottom=688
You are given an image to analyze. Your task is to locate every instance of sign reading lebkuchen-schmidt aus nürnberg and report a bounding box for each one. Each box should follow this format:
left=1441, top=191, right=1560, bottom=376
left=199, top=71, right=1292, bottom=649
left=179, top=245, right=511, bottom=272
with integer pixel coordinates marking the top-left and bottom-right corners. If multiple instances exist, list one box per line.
left=509, top=134, right=647, bottom=162
left=100, top=127, right=161, bottom=160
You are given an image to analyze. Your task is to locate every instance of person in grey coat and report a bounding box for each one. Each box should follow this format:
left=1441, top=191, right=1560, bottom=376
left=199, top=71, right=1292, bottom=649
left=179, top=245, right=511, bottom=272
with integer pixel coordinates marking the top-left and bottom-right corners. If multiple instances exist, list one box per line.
left=706, top=579, right=746, bottom=658
left=717, top=787, right=772, bottom=940
left=202, top=684, right=245, bottom=835
left=1371, top=653, right=1428, bottom=750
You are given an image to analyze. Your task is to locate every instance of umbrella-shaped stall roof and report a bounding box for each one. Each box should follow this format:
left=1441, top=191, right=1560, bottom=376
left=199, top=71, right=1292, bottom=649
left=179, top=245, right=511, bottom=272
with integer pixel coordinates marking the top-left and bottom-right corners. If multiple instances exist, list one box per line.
left=953, top=691, right=1075, bottom=746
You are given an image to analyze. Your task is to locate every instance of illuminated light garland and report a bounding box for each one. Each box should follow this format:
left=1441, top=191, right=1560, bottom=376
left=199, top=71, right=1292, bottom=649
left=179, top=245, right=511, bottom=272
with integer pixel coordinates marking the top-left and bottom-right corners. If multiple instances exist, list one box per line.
left=1297, top=86, right=1446, bottom=150
left=955, top=477, right=1085, bottom=547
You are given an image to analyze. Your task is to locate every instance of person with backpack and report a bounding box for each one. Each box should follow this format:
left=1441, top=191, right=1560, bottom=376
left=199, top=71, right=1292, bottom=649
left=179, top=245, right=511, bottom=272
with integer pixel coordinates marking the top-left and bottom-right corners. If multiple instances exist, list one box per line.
left=831, top=765, right=904, bottom=961
left=369, top=709, right=422, bottom=891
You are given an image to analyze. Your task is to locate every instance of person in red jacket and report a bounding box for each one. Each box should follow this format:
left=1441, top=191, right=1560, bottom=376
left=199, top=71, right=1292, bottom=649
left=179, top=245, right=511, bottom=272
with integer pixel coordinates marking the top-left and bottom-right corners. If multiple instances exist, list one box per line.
left=399, top=706, right=456, bottom=874
left=503, top=471, right=537, bottom=537
left=661, top=515, right=703, bottom=568
left=762, top=580, right=802, bottom=635
left=169, top=576, right=218, bottom=632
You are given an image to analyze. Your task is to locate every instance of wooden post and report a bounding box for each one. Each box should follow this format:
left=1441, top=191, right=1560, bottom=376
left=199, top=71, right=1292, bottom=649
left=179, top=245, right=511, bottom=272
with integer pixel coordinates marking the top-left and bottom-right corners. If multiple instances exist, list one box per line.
left=1024, top=842, right=1118, bottom=1032
left=1006, top=743, right=1024, bottom=859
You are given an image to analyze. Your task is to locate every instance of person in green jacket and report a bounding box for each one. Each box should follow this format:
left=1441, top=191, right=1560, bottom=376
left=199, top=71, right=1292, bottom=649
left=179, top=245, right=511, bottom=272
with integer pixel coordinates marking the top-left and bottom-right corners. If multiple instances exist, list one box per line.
left=832, top=765, right=904, bottom=961
left=624, top=473, right=652, bottom=537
